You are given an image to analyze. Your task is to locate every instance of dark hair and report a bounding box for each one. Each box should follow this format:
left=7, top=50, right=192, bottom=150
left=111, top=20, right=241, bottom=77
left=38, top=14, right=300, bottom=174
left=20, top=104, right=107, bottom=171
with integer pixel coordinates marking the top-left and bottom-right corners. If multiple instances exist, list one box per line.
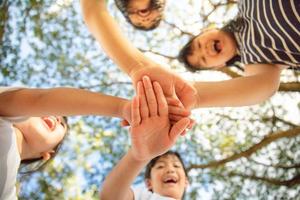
left=19, top=116, right=69, bottom=174
left=114, top=0, right=165, bottom=30
left=144, top=151, right=188, bottom=184
left=178, top=36, right=199, bottom=72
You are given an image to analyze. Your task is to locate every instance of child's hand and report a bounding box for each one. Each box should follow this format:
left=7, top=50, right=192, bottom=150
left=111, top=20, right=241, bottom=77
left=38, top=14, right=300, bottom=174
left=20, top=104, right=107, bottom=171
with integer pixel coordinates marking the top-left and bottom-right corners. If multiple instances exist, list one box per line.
left=129, top=76, right=190, bottom=162
left=166, top=97, right=195, bottom=134
left=120, top=96, right=195, bottom=133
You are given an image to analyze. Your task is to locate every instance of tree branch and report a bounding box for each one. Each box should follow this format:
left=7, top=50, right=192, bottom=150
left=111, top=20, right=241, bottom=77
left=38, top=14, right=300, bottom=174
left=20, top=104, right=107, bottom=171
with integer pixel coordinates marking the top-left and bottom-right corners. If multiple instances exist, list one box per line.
left=187, top=126, right=300, bottom=171
left=278, top=82, right=300, bottom=92
left=163, top=20, right=195, bottom=37
left=80, top=81, right=132, bottom=90
left=249, top=158, right=300, bottom=170
left=228, top=172, right=300, bottom=187
left=139, top=48, right=177, bottom=60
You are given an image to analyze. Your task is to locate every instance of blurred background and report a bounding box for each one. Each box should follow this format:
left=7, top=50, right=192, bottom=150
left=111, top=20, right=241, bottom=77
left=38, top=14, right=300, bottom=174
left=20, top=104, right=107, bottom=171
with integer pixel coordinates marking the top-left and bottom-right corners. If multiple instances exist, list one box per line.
left=1, top=0, right=300, bottom=199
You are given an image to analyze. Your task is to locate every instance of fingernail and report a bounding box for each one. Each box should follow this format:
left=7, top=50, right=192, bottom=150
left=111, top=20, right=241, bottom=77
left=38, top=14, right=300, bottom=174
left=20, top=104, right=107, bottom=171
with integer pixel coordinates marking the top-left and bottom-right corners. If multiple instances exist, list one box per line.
left=143, top=76, right=150, bottom=81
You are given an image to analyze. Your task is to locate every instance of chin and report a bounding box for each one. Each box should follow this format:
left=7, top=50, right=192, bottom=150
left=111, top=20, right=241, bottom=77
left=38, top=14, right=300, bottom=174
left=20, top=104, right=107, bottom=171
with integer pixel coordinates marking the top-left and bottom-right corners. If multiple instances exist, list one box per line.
left=161, top=190, right=182, bottom=199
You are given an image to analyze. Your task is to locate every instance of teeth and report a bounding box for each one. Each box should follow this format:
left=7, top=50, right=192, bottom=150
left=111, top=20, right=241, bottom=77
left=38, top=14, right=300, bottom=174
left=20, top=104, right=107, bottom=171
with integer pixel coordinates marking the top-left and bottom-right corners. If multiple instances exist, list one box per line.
left=164, top=178, right=177, bottom=183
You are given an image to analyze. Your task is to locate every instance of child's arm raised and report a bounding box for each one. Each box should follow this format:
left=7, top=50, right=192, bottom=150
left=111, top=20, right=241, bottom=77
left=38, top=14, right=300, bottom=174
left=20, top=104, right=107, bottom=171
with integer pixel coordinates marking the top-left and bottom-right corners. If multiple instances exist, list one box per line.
left=0, top=87, right=130, bottom=121
left=80, top=0, right=150, bottom=75
left=99, top=76, right=190, bottom=200
left=80, top=0, right=196, bottom=110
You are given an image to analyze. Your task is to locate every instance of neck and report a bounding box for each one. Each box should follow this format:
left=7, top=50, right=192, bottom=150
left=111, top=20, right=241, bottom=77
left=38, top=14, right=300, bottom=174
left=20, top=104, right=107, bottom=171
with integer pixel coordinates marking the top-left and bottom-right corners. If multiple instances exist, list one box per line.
left=14, top=127, right=39, bottom=161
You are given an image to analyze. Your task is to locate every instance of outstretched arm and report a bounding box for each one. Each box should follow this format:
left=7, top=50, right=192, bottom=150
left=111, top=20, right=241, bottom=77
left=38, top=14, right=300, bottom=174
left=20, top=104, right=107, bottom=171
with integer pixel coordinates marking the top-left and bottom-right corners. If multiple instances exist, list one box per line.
left=99, top=76, right=190, bottom=200
left=192, top=63, right=282, bottom=108
left=80, top=0, right=197, bottom=110
left=80, top=0, right=152, bottom=75
left=0, top=87, right=130, bottom=121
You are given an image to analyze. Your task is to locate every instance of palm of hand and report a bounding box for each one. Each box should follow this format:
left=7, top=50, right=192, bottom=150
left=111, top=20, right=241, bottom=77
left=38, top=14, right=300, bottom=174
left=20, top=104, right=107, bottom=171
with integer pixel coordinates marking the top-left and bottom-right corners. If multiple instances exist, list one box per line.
left=131, top=66, right=197, bottom=109
left=130, top=116, right=172, bottom=161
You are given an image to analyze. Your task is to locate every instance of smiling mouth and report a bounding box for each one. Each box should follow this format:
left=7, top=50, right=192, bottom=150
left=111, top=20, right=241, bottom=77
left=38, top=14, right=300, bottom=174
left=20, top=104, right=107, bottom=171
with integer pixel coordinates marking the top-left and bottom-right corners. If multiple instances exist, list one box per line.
left=163, top=178, right=178, bottom=184
left=138, top=9, right=151, bottom=17
left=213, top=40, right=222, bottom=53
left=42, top=117, right=56, bottom=130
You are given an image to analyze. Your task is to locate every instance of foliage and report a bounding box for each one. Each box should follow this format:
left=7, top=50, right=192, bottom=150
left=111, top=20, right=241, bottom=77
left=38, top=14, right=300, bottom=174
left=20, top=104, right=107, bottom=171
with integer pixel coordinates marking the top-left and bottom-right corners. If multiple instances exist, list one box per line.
left=1, top=0, right=300, bottom=199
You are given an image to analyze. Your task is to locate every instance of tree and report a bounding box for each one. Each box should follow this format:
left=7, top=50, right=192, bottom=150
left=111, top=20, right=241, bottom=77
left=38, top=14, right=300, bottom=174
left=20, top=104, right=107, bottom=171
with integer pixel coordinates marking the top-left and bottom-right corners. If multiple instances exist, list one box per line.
left=1, top=0, right=299, bottom=199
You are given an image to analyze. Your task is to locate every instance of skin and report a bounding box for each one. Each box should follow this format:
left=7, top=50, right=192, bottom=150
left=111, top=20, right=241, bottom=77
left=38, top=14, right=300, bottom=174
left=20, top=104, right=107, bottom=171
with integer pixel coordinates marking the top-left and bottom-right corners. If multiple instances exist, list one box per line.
left=81, top=0, right=196, bottom=111
left=127, top=0, right=164, bottom=29
left=14, top=116, right=67, bottom=161
left=187, top=29, right=237, bottom=69
left=81, top=0, right=284, bottom=112
left=99, top=76, right=190, bottom=200
left=0, top=87, right=130, bottom=120
left=146, top=154, right=188, bottom=199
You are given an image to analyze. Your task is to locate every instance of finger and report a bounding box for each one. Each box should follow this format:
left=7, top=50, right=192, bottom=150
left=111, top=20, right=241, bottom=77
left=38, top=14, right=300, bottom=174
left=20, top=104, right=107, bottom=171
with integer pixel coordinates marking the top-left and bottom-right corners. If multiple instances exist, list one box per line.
left=142, top=76, right=158, bottom=117
left=120, top=120, right=130, bottom=127
left=174, top=78, right=197, bottom=109
left=187, top=118, right=195, bottom=129
left=170, top=120, right=177, bottom=125
left=137, top=81, right=149, bottom=119
left=169, top=114, right=185, bottom=122
left=166, top=97, right=182, bottom=106
left=153, top=81, right=168, bottom=116
left=131, top=96, right=141, bottom=127
left=169, top=106, right=191, bottom=117
left=169, top=118, right=190, bottom=142
left=180, top=130, right=187, bottom=136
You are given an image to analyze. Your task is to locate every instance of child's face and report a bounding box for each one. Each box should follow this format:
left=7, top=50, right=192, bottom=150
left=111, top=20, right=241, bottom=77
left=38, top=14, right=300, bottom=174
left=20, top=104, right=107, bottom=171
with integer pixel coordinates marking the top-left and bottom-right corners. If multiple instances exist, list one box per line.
left=147, top=154, right=188, bottom=199
left=14, top=116, right=67, bottom=154
left=187, top=29, right=237, bottom=69
left=127, top=0, right=165, bottom=29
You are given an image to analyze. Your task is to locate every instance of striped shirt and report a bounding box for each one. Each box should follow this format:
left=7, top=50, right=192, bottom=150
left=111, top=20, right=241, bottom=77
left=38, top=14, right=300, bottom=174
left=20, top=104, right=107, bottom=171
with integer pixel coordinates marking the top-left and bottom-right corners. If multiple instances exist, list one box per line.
left=233, top=0, right=300, bottom=68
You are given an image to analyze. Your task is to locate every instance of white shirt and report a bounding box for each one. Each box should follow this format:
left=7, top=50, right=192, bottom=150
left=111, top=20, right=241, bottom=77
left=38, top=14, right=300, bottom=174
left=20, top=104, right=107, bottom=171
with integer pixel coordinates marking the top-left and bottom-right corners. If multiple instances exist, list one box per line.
left=0, top=87, right=27, bottom=200
left=132, top=186, right=175, bottom=200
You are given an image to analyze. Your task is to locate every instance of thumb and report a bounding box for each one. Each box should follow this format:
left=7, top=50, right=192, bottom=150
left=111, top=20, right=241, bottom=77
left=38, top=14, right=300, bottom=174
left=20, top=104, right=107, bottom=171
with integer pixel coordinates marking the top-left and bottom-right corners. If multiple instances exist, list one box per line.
left=169, top=118, right=190, bottom=142
left=175, top=79, right=196, bottom=109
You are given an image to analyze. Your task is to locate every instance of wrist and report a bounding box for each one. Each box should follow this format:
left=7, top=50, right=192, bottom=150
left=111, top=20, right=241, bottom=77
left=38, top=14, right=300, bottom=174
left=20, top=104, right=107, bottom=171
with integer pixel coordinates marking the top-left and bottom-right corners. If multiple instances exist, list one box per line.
left=128, top=60, right=157, bottom=80
left=191, top=81, right=200, bottom=109
left=128, top=148, right=152, bottom=164
left=117, top=98, right=130, bottom=119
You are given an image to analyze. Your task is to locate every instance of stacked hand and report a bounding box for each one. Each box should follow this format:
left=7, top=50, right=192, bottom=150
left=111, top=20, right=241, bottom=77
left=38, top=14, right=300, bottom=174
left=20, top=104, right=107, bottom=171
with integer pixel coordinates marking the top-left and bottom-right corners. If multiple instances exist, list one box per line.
left=131, top=66, right=197, bottom=110
left=129, top=76, right=191, bottom=161
left=121, top=66, right=196, bottom=128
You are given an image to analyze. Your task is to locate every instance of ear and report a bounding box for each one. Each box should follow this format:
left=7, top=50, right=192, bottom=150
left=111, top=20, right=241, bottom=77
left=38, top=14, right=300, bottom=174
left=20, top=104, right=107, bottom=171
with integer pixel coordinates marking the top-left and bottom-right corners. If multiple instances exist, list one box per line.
left=145, top=179, right=153, bottom=190
left=184, top=177, right=190, bottom=188
left=40, top=150, right=55, bottom=161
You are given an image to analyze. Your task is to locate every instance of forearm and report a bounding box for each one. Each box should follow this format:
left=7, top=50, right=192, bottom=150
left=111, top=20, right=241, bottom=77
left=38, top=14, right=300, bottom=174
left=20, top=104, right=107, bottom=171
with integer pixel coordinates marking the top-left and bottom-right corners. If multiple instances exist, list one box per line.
left=100, top=149, right=149, bottom=200
left=193, top=72, right=281, bottom=108
left=0, top=87, right=128, bottom=118
left=80, top=0, right=150, bottom=76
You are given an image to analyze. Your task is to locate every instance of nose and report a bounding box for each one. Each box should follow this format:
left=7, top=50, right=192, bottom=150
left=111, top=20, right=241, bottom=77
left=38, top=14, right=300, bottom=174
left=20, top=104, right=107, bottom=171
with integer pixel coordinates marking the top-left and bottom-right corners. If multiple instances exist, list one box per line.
left=166, top=166, right=175, bottom=173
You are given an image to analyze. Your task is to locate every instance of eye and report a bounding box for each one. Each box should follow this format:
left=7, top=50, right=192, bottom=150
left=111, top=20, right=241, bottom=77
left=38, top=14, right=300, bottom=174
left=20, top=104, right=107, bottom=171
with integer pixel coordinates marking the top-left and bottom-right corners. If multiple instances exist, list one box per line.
left=60, top=121, right=65, bottom=128
left=156, top=165, right=164, bottom=169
